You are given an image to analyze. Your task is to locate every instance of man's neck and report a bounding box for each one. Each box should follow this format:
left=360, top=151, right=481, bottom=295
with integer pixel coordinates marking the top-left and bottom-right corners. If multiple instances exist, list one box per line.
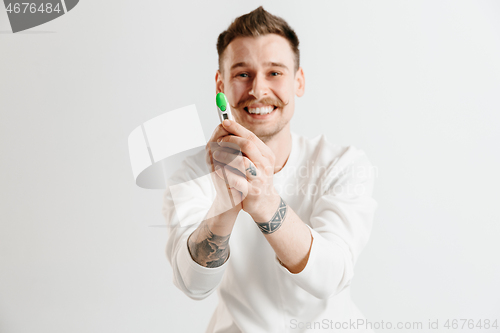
left=259, top=123, right=292, bottom=174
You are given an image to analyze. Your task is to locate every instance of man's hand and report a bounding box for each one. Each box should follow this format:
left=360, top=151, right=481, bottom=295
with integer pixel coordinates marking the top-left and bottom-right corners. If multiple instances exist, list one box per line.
left=186, top=123, right=247, bottom=269
left=213, top=119, right=281, bottom=222
left=204, top=123, right=244, bottom=216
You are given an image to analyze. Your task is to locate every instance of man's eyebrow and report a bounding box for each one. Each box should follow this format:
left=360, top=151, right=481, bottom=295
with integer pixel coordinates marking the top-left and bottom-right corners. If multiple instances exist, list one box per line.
left=265, top=62, right=288, bottom=70
left=229, top=62, right=289, bottom=71
left=230, top=62, right=248, bottom=71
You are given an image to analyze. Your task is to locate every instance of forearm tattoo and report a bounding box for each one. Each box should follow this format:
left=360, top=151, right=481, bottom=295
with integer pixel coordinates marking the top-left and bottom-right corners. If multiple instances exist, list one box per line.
left=188, top=223, right=230, bottom=268
left=246, top=162, right=257, bottom=176
left=255, top=197, right=287, bottom=234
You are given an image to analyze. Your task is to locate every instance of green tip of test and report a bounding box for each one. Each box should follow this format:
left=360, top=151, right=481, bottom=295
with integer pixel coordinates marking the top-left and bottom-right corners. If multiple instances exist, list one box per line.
left=216, top=92, right=228, bottom=111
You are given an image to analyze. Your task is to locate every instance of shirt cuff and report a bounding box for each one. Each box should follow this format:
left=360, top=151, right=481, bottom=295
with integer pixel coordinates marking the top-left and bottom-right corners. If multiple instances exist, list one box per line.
left=274, top=224, right=350, bottom=299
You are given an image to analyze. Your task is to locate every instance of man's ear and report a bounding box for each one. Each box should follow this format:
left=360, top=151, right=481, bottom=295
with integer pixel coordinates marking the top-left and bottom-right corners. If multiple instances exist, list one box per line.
left=295, top=67, right=305, bottom=97
left=215, top=70, right=224, bottom=94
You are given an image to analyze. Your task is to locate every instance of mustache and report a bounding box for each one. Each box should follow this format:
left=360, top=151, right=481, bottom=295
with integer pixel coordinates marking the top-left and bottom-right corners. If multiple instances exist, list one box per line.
left=231, top=97, right=288, bottom=110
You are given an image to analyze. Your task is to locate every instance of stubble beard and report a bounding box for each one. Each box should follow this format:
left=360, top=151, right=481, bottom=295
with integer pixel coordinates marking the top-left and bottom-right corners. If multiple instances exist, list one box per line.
left=250, top=114, right=289, bottom=144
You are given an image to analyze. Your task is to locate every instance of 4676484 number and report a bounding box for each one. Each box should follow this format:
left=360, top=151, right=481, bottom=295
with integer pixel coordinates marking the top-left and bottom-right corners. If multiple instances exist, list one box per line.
left=444, top=319, right=498, bottom=330
left=6, top=2, right=61, bottom=14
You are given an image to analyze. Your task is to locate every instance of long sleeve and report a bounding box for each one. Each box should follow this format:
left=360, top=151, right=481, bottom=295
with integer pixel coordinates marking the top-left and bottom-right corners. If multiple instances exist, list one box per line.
left=162, top=154, right=230, bottom=300
left=274, top=146, right=378, bottom=299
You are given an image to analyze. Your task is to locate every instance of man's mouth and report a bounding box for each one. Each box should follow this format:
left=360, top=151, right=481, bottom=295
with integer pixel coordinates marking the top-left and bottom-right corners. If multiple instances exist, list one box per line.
left=244, top=105, right=277, bottom=115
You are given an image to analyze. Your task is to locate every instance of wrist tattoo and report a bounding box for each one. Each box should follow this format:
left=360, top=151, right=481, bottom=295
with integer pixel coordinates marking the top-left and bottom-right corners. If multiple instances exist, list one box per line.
left=188, top=223, right=230, bottom=268
left=246, top=163, right=257, bottom=176
left=255, top=197, right=287, bottom=234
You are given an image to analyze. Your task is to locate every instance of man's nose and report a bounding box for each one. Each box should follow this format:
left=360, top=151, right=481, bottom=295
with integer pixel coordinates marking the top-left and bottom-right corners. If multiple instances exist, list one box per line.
left=249, top=73, right=269, bottom=100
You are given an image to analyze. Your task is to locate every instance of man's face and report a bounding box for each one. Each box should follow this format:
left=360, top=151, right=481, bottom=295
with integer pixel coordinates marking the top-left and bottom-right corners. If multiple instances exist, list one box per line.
left=216, top=34, right=305, bottom=142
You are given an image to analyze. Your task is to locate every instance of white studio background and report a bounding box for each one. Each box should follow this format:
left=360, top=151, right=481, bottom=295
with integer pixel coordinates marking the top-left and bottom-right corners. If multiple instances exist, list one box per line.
left=1, top=1, right=499, bottom=332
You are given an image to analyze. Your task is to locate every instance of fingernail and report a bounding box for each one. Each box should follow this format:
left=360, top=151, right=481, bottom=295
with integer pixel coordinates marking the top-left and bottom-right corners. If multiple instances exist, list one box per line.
left=223, top=119, right=231, bottom=127
left=217, top=138, right=222, bottom=143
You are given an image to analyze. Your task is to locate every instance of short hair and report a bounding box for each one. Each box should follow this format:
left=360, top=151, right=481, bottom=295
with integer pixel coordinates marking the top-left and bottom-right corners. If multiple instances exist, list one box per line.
left=216, top=6, right=300, bottom=73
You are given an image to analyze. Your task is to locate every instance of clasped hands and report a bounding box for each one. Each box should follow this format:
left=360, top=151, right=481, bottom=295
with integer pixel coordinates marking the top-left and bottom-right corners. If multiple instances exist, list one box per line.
left=205, top=119, right=281, bottom=222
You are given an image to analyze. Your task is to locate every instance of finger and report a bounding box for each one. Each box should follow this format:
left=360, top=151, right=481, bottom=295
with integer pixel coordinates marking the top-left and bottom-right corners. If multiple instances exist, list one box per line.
left=214, top=145, right=242, bottom=157
left=205, top=143, right=219, bottom=172
left=214, top=164, right=248, bottom=201
left=218, top=135, right=266, bottom=167
left=214, top=164, right=249, bottom=197
left=213, top=148, right=246, bottom=175
left=207, top=145, right=240, bottom=175
left=221, top=119, right=273, bottom=158
left=206, top=122, right=240, bottom=171
left=213, top=150, right=258, bottom=179
left=208, top=124, right=231, bottom=143
left=209, top=140, right=243, bottom=169
left=244, top=160, right=258, bottom=177
left=206, top=140, right=236, bottom=171
left=210, top=175, right=243, bottom=212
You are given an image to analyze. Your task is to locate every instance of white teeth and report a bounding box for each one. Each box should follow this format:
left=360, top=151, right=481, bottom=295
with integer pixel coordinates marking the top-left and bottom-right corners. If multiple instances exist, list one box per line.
left=247, top=106, right=274, bottom=114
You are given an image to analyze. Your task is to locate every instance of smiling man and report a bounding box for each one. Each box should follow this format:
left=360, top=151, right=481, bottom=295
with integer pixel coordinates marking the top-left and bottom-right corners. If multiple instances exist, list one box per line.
left=163, top=7, right=378, bottom=333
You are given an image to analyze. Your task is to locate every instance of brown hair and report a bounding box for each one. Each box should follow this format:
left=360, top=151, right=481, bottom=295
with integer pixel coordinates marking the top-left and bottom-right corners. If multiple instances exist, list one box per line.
left=216, top=6, right=300, bottom=73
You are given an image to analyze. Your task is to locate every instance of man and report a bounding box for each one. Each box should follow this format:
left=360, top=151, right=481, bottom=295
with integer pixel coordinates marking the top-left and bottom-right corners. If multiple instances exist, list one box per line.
left=163, top=6, right=378, bottom=333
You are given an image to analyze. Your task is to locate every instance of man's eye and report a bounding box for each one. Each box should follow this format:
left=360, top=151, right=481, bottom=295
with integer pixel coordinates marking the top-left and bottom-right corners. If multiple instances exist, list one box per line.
left=238, top=73, right=249, bottom=78
left=270, top=72, right=281, bottom=76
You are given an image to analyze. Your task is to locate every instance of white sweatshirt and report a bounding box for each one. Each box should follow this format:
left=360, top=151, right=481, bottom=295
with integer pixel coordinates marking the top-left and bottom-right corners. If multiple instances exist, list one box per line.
left=163, top=132, right=378, bottom=333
